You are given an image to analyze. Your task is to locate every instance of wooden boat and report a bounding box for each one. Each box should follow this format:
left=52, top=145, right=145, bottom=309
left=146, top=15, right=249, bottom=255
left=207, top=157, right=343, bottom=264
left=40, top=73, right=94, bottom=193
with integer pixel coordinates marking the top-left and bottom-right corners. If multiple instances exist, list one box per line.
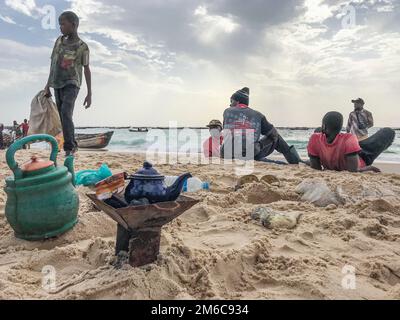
left=2, top=133, right=13, bottom=147
left=129, top=127, right=149, bottom=133
left=75, top=131, right=114, bottom=149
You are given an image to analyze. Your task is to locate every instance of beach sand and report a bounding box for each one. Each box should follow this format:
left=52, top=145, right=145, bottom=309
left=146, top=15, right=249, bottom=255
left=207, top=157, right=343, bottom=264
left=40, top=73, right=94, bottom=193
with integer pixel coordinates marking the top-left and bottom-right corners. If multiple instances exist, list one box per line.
left=1, top=150, right=400, bottom=300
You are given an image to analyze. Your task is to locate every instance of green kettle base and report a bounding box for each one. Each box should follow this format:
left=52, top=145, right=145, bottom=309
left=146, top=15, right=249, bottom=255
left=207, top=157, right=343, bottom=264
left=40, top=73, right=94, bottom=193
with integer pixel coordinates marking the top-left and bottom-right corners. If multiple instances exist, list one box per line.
left=4, top=134, right=80, bottom=242
left=14, top=218, right=79, bottom=241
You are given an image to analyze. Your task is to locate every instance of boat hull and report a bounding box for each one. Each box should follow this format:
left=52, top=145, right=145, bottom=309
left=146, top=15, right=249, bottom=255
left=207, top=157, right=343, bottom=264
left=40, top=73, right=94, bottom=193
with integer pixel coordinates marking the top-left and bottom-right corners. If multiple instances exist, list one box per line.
left=75, top=131, right=114, bottom=149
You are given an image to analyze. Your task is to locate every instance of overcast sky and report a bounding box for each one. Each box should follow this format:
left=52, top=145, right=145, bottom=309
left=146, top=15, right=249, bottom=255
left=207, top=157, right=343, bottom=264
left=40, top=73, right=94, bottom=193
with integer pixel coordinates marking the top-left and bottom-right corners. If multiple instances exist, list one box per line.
left=0, top=0, right=399, bottom=127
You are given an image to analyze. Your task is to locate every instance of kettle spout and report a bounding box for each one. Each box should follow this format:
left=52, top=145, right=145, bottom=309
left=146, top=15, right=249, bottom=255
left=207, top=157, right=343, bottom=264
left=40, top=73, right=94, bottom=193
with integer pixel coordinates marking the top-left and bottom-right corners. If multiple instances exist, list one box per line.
left=64, top=156, right=76, bottom=187
left=166, top=173, right=192, bottom=202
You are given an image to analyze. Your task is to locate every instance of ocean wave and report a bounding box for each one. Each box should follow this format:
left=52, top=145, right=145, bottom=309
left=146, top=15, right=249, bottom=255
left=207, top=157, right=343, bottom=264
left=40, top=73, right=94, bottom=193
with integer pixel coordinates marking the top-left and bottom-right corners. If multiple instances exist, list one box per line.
left=110, top=138, right=148, bottom=147
left=75, top=128, right=400, bottom=162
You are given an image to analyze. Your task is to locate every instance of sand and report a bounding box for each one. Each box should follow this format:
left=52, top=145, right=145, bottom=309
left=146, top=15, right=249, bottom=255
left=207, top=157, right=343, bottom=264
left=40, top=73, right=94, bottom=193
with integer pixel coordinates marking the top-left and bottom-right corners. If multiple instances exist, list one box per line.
left=1, top=150, right=400, bottom=300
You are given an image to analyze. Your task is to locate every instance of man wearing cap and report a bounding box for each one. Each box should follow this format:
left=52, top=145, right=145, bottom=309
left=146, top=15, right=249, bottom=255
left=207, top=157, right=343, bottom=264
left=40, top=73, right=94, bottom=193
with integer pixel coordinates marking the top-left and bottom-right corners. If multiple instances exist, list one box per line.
left=203, top=120, right=224, bottom=158
left=346, top=98, right=374, bottom=141
left=221, top=87, right=301, bottom=163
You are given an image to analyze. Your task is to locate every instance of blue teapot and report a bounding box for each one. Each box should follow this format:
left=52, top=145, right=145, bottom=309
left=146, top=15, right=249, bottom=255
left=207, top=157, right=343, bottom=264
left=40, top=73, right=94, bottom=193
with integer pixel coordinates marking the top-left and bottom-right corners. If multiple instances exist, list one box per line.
left=124, top=161, right=192, bottom=205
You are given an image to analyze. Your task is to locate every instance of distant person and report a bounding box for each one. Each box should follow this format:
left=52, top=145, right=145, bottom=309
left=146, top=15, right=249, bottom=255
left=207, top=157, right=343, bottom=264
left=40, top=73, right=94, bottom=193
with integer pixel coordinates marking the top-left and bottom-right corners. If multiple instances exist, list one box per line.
left=12, top=121, right=22, bottom=140
left=308, top=112, right=395, bottom=173
left=203, top=120, right=223, bottom=158
left=221, top=87, right=302, bottom=164
left=21, top=119, right=30, bottom=149
left=44, top=11, right=92, bottom=156
left=0, top=123, right=4, bottom=149
left=21, top=119, right=29, bottom=137
left=346, top=98, right=374, bottom=141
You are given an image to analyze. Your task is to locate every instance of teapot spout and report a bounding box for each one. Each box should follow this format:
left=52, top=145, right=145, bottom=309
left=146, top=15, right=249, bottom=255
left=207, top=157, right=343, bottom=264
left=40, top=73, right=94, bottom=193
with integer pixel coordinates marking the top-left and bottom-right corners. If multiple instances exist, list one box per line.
left=64, top=156, right=76, bottom=187
left=165, top=173, right=192, bottom=202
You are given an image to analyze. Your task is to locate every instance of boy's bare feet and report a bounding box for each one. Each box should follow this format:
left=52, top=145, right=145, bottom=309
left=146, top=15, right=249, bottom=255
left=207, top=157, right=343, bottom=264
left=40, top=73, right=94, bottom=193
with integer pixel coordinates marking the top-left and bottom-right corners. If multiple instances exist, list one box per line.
left=65, top=148, right=78, bottom=157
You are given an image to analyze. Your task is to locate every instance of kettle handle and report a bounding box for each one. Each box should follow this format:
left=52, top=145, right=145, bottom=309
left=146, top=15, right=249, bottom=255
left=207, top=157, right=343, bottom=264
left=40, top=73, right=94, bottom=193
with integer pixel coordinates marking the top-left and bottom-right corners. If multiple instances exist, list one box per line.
left=6, top=134, right=59, bottom=179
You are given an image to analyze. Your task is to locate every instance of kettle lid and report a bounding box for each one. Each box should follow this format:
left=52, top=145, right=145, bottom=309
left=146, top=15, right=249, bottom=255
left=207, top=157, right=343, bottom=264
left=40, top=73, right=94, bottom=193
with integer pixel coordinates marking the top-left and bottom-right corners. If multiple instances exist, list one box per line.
left=21, top=156, right=54, bottom=173
left=132, top=161, right=164, bottom=180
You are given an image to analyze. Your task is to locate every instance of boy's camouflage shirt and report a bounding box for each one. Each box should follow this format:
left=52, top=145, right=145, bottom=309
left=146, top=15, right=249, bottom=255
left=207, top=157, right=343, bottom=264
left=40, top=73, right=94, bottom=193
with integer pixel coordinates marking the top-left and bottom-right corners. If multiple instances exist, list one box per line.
left=48, top=36, right=90, bottom=89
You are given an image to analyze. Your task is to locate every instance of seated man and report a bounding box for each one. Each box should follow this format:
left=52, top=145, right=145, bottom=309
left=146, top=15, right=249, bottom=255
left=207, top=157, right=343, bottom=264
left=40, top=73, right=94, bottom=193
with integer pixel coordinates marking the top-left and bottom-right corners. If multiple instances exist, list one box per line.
left=203, top=120, right=223, bottom=158
left=221, top=87, right=301, bottom=164
left=308, top=112, right=395, bottom=173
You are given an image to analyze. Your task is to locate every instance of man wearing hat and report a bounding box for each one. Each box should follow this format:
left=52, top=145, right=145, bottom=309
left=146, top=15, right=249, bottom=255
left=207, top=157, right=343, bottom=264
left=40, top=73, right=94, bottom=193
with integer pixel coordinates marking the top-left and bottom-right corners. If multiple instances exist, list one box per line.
left=221, top=87, right=302, bottom=163
left=346, top=98, right=374, bottom=141
left=203, top=120, right=224, bottom=158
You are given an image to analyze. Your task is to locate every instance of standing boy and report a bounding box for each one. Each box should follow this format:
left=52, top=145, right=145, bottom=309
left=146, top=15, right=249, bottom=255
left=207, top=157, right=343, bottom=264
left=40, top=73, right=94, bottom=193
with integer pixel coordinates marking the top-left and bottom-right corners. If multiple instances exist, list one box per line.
left=44, top=11, right=92, bottom=156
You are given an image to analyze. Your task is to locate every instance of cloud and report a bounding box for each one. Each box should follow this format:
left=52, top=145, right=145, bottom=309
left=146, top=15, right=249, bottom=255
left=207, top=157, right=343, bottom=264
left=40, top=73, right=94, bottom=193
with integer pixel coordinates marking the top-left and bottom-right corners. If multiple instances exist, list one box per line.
left=302, top=0, right=332, bottom=23
left=0, top=0, right=400, bottom=127
left=67, top=0, right=175, bottom=73
left=191, top=5, right=239, bottom=44
left=4, top=0, right=38, bottom=17
left=0, top=14, right=16, bottom=24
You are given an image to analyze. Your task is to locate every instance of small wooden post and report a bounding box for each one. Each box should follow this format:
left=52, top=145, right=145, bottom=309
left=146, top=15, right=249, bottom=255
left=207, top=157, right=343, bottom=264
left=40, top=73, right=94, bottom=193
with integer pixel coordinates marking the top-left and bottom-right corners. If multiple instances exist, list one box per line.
left=128, top=228, right=162, bottom=267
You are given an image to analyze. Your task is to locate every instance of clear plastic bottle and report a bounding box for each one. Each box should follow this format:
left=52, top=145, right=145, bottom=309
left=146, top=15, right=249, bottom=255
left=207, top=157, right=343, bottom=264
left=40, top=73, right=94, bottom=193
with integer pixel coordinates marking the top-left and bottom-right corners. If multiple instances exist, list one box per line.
left=165, top=176, right=210, bottom=193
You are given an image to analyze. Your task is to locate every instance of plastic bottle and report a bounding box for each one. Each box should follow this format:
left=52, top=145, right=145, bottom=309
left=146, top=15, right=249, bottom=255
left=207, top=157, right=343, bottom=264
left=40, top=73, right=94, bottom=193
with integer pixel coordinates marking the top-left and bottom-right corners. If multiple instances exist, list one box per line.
left=165, top=176, right=210, bottom=193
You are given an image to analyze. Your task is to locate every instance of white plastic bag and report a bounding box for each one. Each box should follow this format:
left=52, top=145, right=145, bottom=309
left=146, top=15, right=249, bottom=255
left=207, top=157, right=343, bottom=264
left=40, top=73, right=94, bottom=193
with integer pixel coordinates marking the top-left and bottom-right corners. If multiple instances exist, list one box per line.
left=296, top=179, right=346, bottom=207
left=28, top=91, right=62, bottom=137
left=251, top=207, right=302, bottom=229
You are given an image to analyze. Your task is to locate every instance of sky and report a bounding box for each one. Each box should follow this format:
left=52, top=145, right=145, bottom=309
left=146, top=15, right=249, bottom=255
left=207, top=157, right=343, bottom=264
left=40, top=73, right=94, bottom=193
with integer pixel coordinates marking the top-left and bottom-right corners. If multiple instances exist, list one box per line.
left=0, top=0, right=399, bottom=127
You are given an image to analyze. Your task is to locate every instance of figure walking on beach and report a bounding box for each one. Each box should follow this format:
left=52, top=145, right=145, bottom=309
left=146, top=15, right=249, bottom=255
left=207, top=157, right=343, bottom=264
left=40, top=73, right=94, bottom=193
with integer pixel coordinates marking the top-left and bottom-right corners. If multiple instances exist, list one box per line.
left=221, top=87, right=302, bottom=164
left=0, top=123, right=4, bottom=149
left=21, top=119, right=30, bottom=149
left=12, top=121, right=22, bottom=141
left=44, top=11, right=92, bottom=156
left=346, top=98, right=374, bottom=141
left=308, top=112, right=395, bottom=173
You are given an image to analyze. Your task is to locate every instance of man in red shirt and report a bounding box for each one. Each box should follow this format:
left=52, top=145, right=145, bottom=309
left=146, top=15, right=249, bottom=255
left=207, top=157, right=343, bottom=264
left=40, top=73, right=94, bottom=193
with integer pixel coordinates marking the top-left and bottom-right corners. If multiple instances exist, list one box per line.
left=21, top=119, right=29, bottom=137
left=21, top=119, right=30, bottom=150
left=203, top=120, right=223, bottom=158
left=308, top=112, right=395, bottom=173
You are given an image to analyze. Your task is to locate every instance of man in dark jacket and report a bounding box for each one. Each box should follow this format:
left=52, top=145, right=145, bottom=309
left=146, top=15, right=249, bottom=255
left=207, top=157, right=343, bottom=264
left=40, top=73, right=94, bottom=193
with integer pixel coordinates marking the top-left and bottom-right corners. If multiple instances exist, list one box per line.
left=221, top=87, right=301, bottom=164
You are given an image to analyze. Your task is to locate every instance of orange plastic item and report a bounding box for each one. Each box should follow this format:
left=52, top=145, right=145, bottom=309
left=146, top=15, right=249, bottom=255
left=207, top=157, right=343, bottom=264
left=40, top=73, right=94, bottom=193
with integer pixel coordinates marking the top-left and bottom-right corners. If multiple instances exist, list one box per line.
left=55, top=132, right=64, bottom=151
left=95, top=173, right=126, bottom=200
left=21, top=156, right=54, bottom=172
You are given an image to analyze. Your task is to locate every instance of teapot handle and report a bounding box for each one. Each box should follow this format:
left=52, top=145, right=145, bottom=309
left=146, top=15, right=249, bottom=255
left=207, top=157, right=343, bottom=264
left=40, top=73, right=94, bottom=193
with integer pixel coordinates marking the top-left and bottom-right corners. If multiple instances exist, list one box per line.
left=6, top=134, right=59, bottom=179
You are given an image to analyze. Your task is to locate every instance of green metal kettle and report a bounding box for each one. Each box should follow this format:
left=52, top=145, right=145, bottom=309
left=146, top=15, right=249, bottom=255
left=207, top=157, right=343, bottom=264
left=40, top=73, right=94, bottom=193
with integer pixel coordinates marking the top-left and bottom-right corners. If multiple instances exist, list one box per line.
left=4, top=134, right=79, bottom=241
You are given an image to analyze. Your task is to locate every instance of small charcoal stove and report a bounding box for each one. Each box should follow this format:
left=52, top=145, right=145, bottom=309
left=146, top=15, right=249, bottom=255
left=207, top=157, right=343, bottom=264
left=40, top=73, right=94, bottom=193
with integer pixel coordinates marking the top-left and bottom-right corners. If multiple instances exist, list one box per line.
left=87, top=194, right=199, bottom=267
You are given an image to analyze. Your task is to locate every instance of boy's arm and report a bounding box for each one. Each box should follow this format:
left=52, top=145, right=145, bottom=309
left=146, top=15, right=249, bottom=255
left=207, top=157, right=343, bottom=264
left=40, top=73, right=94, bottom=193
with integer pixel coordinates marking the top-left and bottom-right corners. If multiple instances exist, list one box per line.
left=44, top=76, right=52, bottom=97
left=83, top=65, right=92, bottom=109
left=44, top=37, right=59, bottom=97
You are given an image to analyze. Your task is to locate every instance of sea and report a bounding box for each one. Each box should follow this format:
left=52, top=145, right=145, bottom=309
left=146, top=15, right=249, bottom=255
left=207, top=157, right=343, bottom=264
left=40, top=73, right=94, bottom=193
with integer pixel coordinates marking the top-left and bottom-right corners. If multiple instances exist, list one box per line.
left=75, top=127, right=400, bottom=163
